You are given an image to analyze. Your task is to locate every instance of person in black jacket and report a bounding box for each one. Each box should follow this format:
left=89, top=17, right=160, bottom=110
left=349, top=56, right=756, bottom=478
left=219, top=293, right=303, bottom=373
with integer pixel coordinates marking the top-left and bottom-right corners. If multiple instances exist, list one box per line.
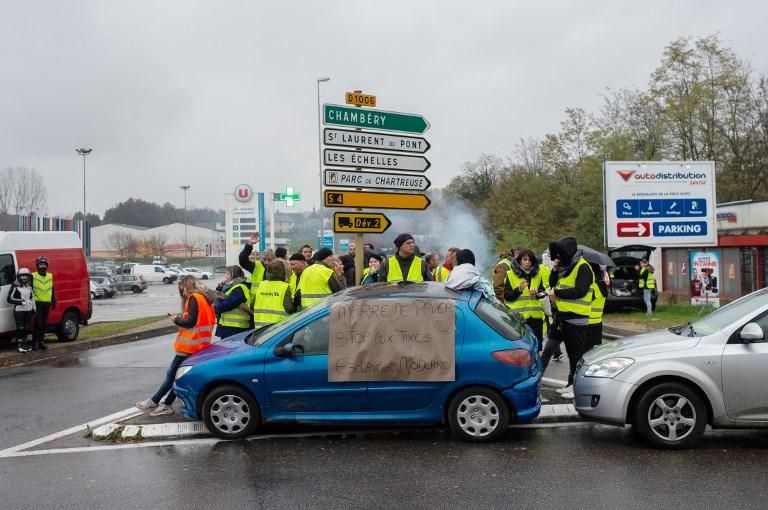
left=7, top=268, right=35, bottom=353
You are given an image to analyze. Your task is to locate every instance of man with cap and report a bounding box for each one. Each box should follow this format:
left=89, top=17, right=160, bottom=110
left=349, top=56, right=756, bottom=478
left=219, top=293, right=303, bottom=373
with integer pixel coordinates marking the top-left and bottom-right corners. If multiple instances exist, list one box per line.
left=379, top=233, right=433, bottom=283
left=288, top=252, right=307, bottom=309
left=296, top=247, right=346, bottom=309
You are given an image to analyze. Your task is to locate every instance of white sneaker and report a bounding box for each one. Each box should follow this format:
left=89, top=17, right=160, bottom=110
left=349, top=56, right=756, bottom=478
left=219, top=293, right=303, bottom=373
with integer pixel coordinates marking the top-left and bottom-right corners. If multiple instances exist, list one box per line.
left=556, top=385, right=573, bottom=395
left=149, top=403, right=174, bottom=416
left=561, top=390, right=574, bottom=399
left=135, top=398, right=158, bottom=410
left=540, top=395, right=550, bottom=403
left=552, top=353, right=565, bottom=362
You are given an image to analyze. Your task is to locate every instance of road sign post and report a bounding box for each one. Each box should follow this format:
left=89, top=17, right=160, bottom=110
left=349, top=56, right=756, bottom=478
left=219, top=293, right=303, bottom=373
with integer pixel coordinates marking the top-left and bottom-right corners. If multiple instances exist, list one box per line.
left=325, top=190, right=431, bottom=210
left=324, top=104, right=430, bottom=134
left=324, top=169, right=431, bottom=191
left=324, top=128, right=430, bottom=154
left=324, top=148, right=430, bottom=172
left=333, top=212, right=391, bottom=234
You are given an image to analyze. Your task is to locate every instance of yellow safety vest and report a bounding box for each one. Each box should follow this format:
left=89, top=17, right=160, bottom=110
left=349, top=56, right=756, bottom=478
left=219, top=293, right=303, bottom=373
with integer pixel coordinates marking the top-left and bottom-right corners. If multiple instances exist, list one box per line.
left=219, top=282, right=251, bottom=329
left=253, top=280, right=290, bottom=327
left=386, top=256, right=423, bottom=282
left=554, top=258, right=594, bottom=318
left=588, top=281, right=606, bottom=325
left=289, top=272, right=298, bottom=297
left=432, top=266, right=450, bottom=282
left=504, top=270, right=545, bottom=320
left=539, top=264, right=552, bottom=291
left=297, top=263, right=334, bottom=308
left=248, top=261, right=266, bottom=306
left=639, top=268, right=656, bottom=289
left=32, top=272, right=53, bottom=303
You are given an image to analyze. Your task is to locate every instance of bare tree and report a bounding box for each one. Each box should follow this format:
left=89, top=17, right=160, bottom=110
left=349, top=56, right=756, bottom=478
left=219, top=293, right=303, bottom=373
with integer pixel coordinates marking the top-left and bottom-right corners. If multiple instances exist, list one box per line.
left=144, top=233, right=168, bottom=257
left=0, top=167, right=48, bottom=215
left=107, top=231, right=140, bottom=259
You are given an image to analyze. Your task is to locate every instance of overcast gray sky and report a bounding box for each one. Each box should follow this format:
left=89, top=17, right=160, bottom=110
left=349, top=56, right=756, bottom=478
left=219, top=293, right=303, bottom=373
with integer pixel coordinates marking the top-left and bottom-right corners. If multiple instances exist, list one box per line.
left=2, top=1, right=766, bottom=218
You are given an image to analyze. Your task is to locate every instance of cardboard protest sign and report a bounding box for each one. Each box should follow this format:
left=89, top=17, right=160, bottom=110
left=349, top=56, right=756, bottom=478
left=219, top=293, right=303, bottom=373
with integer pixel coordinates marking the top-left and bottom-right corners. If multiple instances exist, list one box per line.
left=328, top=298, right=455, bottom=382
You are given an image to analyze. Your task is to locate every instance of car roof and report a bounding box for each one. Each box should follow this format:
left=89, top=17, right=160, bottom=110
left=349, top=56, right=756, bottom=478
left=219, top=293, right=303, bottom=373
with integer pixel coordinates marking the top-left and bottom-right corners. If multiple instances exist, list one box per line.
left=327, top=282, right=473, bottom=304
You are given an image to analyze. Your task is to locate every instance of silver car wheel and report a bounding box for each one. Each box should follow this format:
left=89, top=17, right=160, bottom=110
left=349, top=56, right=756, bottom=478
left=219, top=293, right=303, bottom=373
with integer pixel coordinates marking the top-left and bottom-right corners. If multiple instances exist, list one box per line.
left=209, top=394, right=251, bottom=435
left=456, top=394, right=500, bottom=438
left=647, top=393, right=697, bottom=442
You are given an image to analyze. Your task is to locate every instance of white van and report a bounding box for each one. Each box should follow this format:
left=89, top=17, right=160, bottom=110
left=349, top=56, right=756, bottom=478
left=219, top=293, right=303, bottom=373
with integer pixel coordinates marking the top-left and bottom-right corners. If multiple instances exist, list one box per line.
left=130, top=264, right=177, bottom=284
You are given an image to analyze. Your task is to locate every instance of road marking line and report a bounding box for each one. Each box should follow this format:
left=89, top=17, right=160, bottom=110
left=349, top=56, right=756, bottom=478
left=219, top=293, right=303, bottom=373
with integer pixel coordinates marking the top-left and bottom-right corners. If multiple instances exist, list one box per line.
left=0, top=438, right=223, bottom=458
left=541, top=376, right=568, bottom=387
left=0, top=407, right=142, bottom=458
left=510, top=422, right=592, bottom=429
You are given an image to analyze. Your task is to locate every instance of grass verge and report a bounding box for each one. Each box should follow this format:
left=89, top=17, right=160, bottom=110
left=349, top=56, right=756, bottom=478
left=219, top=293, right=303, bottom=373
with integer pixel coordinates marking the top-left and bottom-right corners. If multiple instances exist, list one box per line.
left=604, top=304, right=713, bottom=331
left=77, top=316, right=168, bottom=341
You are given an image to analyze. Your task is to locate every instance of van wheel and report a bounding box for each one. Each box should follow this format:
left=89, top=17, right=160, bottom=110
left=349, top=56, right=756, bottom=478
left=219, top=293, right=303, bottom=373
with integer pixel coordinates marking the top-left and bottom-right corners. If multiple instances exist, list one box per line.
left=163, top=277, right=171, bottom=284
left=202, top=385, right=260, bottom=440
left=131, top=286, right=142, bottom=293
left=448, top=386, right=509, bottom=442
left=57, top=311, right=80, bottom=342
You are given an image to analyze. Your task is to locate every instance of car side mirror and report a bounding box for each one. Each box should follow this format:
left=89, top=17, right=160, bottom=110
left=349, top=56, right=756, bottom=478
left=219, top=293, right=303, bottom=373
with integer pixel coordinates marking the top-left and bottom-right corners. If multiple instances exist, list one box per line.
left=740, top=323, right=765, bottom=343
left=275, top=342, right=295, bottom=357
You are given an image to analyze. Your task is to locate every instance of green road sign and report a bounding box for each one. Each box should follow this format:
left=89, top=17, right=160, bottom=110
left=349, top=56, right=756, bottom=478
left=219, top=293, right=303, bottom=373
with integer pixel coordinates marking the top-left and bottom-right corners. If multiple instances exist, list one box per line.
left=324, top=104, right=430, bottom=134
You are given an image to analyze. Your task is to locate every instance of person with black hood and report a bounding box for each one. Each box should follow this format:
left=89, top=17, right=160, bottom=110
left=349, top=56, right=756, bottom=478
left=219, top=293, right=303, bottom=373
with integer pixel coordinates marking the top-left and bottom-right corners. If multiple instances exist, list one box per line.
left=504, top=248, right=546, bottom=349
left=379, top=233, right=433, bottom=282
left=588, top=263, right=608, bottom=346
left=547, top=236, right=595, bottom=400
left=296, top=247, right=346, bottom=309
left=339, top=242, right=357, bottom=287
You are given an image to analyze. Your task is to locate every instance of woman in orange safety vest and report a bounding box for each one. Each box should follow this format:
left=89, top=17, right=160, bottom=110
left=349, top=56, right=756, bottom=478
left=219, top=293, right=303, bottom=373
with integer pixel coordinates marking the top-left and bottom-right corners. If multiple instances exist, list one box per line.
left=134, top=275, right=216, bottom=417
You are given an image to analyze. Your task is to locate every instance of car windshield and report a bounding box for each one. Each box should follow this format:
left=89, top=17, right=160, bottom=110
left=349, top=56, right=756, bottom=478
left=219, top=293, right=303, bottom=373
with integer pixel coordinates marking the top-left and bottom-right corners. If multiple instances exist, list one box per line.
left=245, top=304, right=328, bottom=346
left=673, top=288, right=768, bottom=337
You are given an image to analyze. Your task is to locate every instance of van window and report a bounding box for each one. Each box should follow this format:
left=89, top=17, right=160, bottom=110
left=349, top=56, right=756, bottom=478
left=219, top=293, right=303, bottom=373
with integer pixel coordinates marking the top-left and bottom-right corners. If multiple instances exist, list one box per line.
left=0, top=255, right=16, bottom=286
left=155, top=267, right=163, bottom=272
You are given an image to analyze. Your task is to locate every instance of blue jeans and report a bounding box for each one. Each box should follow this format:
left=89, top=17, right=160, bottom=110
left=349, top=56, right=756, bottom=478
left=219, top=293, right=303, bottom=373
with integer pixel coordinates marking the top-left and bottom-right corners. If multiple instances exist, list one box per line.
left=643, top=289, right=653, bottom=314
left=152, top=355, right=187, bottom=405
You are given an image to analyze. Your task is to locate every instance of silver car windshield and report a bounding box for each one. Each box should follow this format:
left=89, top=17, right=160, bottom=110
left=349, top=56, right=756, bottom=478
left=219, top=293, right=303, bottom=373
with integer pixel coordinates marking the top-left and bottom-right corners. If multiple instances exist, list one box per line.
left=676, top=288, right=768, bottom=337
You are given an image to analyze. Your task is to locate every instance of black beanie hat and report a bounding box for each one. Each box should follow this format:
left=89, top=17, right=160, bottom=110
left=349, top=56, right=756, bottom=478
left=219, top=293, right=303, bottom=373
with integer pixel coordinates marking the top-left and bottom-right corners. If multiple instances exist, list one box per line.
left=313, top=247, right=333, bottom=262
left=289, top=252, right=305, bottom=262
left=394, top=233, right=414, bottom=249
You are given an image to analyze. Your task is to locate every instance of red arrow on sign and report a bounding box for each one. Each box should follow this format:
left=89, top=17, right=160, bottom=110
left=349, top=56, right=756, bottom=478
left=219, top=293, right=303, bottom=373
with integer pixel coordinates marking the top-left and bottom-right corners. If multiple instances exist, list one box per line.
left=617, top=222, right=650, bottom=237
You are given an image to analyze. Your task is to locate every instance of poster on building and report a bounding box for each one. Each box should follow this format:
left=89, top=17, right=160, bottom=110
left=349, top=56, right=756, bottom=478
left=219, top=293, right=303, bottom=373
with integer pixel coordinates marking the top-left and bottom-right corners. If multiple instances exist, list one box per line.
left=328, top=299, right=455, bottom=382
left=690, top=251, right=720, bottom=307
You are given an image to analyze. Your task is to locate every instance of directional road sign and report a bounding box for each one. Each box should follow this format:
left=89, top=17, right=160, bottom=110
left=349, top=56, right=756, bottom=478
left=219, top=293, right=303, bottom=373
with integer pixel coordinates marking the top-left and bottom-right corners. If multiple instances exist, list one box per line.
left=345, top=92, right=376, bottom=107
left=324, top=128, right=430, bottom=154
left=324, top=104, right=430, bottom=134
left=324, top=148, right=430, bottom=172
left=325, top=190, right=431, bottom=210
left=617, top=221, right=651, bottom=237
left=325, top=169, right=431, bottom=192
left=333, top=212, right=391, bottom=234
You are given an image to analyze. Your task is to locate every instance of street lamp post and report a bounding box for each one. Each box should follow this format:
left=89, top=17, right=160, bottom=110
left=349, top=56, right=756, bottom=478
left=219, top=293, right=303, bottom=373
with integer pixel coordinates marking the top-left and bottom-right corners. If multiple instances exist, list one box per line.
left=75, top=148, right=92, bottom=253
left=180, top=185, right=190, bottom=257
left=316, top=76, right=330, bottom=249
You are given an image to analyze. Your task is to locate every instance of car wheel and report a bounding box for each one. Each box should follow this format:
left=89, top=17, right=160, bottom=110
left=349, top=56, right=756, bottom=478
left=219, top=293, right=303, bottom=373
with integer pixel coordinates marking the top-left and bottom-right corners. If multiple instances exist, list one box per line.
left=131, top=286, right=141, bottom=293
left=448, top=386, right=509, bottom=442
left=163, top=277, right=171, bottom=284
left=202, top=385, right=260, bottom=440
left=56, top=310, right=80, bottom=342
left=90, top=291, right=96, bottom=300
left=633, top=382, right=707, bottom=449
left=202, top=275, right=209, bottom=280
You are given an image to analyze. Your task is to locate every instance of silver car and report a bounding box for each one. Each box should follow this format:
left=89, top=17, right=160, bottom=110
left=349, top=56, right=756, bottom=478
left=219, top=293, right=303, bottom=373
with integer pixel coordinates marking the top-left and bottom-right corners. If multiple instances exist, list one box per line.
left=574, top=287, right=768, bottom=449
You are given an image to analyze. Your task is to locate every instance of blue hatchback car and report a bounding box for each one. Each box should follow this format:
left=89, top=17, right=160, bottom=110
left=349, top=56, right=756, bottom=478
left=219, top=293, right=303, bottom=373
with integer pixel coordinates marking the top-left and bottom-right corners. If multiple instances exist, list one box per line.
left=173, top=282, right=542, bottom=442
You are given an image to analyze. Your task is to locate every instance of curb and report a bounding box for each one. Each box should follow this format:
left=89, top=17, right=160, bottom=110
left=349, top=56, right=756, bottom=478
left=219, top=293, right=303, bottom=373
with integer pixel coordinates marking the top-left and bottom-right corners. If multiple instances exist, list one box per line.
left=0, top=325, right=177, bottom=368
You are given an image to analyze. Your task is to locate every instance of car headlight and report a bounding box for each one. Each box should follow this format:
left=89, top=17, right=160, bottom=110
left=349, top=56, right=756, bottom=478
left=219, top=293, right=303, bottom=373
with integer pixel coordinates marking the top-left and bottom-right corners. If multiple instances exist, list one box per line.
left=583, top=357, right=634, bottom=378
left=175, top=365, right=193, bottom=380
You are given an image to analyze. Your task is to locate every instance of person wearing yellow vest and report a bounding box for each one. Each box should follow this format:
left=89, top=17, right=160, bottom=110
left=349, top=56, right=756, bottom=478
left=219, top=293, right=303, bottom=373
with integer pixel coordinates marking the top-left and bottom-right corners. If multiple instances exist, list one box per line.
left=32, top=256, right=55, bottom=351
left=547, top=236, right=595, bottom=400
left=239, top=232, right=267, bottom=306
left=493, top=247, right=518, bottom=301
left=588, top=263, right=608, bottom=346
left=213, top=265, right=252, bottom=339
left=637, top=258, right=656, bottom=315
left=297, top=247, right=346, bottom=309
left=503, top=249, right=546, bottom=349
left=288, top=252, right=307, bottom=309
left=253, top=260, right=296, bottom=328
left=379, top=233, right=434, bottom=283
left=135, top=276, right=216, bottom=416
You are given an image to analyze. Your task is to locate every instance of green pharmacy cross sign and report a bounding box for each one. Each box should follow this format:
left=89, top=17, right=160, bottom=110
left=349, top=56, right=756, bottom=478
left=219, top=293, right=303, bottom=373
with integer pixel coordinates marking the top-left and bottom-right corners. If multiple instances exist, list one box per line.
left=274, top=186, right=300, bottom=207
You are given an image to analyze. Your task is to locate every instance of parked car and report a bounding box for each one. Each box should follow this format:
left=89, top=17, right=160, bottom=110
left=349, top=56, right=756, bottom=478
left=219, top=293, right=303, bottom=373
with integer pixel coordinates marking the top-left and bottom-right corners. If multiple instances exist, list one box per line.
left=130, top=264, right=177, bottom=284
left=92, top=265, right=113, bottom=276
left=89, top=280, right=105, bottom=300
left=174, top=283, right=542, bottom=442
left=574, top=287, right=768, bottom=449
left=605, top=244, right=657, bottom=311
left=182, top=267, right=212, bottom=280
left=0, top=231, right=91, bottom=342
left=90, top=276, right=117, bottom=298
left=112, top=274, right=147, bottom=293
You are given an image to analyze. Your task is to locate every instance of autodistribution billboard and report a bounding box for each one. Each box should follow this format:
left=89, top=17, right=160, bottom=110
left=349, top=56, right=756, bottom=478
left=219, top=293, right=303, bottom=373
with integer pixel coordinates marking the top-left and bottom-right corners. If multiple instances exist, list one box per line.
left=604, top=161, right=717, bottom=247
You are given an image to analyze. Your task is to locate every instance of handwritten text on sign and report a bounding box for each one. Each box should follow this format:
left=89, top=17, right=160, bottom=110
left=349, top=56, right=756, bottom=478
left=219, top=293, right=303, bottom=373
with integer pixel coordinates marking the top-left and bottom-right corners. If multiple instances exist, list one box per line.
left=328, top=299, right=455, bottom=382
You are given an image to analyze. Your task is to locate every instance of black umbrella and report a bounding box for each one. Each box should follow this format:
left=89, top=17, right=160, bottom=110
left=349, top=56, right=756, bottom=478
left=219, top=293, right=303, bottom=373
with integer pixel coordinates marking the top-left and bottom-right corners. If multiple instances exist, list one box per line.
left=578, top=244, right=615, bottom=267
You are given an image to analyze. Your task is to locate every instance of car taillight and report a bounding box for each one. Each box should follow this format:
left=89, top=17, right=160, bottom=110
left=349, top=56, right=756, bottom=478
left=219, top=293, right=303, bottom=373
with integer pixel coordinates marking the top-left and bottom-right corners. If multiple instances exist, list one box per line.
left=492, top=349, right=531, bottom=367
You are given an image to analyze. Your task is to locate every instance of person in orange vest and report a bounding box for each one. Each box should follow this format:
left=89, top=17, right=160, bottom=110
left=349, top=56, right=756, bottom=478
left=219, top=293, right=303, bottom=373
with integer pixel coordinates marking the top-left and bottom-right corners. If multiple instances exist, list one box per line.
left=135, top=275, right=216, bottom=416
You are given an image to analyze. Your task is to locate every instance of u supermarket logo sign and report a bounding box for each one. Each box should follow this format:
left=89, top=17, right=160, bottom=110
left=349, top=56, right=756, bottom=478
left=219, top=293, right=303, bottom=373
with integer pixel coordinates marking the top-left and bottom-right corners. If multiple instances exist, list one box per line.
left=234, top=184, right=253, bottom=202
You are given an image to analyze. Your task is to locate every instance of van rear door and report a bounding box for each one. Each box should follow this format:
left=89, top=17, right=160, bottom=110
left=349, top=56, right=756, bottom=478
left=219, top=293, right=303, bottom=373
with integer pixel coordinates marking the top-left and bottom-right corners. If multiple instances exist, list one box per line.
left=0, top=253, right=17, bottom=335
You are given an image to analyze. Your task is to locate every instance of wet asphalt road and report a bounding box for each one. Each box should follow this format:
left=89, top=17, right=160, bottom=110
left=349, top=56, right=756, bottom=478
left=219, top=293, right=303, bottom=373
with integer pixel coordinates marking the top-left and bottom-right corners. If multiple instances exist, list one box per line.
left=3, top=336, right=768, bottom=509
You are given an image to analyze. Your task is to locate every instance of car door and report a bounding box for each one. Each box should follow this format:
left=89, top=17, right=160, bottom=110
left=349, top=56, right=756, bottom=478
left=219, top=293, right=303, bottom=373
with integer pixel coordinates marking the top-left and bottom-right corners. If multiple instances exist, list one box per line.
left=263, top=312, right=368, bottom=414
left=721, top=312, right=768, bottom=421
left=367, top=307, right=465, bottom=412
